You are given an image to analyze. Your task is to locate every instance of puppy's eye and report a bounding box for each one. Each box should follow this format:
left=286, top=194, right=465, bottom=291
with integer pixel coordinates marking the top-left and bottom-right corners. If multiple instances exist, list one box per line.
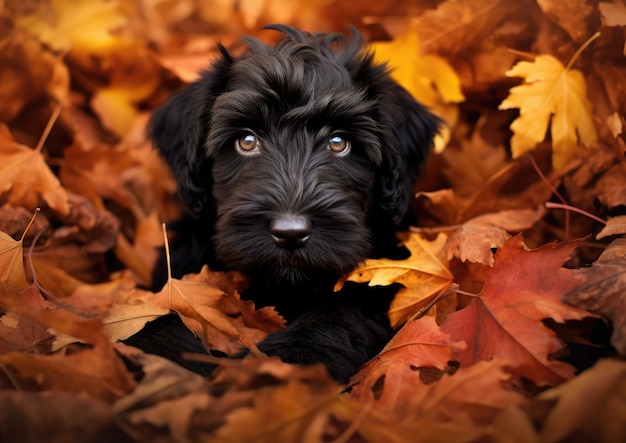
left=327, top=135, right=350, bottom=156
left=236, top=132, right=260, bottom=155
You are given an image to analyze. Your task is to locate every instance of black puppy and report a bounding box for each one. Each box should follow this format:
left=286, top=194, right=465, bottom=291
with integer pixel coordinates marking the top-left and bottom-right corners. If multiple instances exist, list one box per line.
left=129, top=25, right=439, bottom=382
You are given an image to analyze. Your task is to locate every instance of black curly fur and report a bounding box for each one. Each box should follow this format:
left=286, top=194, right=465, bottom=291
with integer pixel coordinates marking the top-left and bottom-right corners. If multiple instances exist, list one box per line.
left=132, top=25, right=440, bottom=382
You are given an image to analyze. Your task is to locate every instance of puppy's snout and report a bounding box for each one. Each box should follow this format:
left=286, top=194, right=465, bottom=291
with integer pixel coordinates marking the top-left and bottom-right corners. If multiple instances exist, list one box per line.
left=270, top=215, right=311, bottom=249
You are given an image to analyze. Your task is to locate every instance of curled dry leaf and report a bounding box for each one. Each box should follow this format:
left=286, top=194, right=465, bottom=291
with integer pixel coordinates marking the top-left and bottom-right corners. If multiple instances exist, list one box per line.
left=114, top=266, right=284, bottom=354
left=563, top=238, right=626, bottom=354
left=494, top=358, right=626, bottom=443
left=596, top=215, right=626, bottom=239
left=444, top=206, right=545, bottom=266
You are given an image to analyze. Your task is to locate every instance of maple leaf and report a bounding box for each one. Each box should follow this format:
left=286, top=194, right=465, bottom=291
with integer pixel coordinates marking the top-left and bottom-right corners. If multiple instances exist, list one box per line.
left=498, top=51, right=598, bottom=170
left=338, top=233, right=453, bottom=328
left=15, top=0, right=130, bottom=52
left=370, top=20, right=464, bottom=151
left=0, top=124, right=70, bottom=215
left=441, top=235, right=594, bottom=387
left=370, top=21, right=464, bottom=106
left=114, top=266, right=284, bottom=354
left=349, top=316, right=466, bottom=408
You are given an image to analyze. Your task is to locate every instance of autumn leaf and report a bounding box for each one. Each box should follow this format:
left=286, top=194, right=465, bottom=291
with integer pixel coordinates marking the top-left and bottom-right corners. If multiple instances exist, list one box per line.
left=0, top=230, right=30, bottom=295
left=494, top=358, right=626, bottom=443
left=15, top=0, right=130, bottom=52
left=0, top=124, right=70, bottom=215
left=370, top=20, right=464, bottom=151
left=441, top=235, right=594, bottom=387
left=498, top=49, right=598, bottom=170
left=536, top=0, right=593, bottom=43
left=114, top=266, right=284, bottom=354
left=349, top=316, right=466, bottom=409
left=562, top=238, right=626, bottom=355
left=338, top=233, right=453, bottom=328
left=0, top=285, right=136, bottom=401
left=442, top=206, right=546, bottom=266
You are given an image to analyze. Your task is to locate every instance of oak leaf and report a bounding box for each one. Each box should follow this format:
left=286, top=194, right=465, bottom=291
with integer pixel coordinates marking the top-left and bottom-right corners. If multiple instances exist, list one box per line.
left=441, top=235, right=594, bottom=386
left=338, top=233, right=453, bottom=328
left=498, top=54, right=598, bottom=170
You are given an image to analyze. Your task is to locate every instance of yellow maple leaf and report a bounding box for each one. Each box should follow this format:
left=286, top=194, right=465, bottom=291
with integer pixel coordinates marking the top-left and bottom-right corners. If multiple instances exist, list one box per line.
left=370, top=21, right=465, bottom=153
left=498, top=51, right=598, bottom=170
left=337, top=233, right=453, bottom=328
left=15, top=0, right=129, bottom=52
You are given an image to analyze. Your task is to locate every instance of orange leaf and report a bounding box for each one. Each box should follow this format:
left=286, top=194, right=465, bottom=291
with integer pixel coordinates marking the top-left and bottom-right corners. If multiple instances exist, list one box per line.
left=350, top=316, right=466, bottom=409
left=116, top=266, right=284, bottom=354
left=0, top=125, right=69, bottom=215
left=441, top=235, right=594, bottom=386
left=339, top=233, right=453, bottom=328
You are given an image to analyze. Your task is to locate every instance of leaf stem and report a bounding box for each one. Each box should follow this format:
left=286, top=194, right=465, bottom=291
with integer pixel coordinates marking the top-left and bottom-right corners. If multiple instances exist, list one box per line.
left=526, top=153, right=571, bottom=238
left=35, top=104, right=61, bottom=153
left=565, top=32, right=601, bottom=71
left=545, top=202, right=607, bottom=225
left=20, top=208, right=41, bottom=243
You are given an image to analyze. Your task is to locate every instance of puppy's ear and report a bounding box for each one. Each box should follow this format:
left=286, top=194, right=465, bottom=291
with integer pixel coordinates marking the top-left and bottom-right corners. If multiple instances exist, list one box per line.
left=149, top=53, right=232, bottom=214
left=376, top=82, right=441, bottom=228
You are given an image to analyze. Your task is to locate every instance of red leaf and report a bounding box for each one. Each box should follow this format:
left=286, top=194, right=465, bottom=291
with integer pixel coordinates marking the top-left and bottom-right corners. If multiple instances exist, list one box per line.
left=441, top=235, right=593, bottom=386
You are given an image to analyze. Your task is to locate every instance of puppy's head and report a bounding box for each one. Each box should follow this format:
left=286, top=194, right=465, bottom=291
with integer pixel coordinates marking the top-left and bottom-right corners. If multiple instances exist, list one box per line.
left=150, top=26, right=440, bottom=285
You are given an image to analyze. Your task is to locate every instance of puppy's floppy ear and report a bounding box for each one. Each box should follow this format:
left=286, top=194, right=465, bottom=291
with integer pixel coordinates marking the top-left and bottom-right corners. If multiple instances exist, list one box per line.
left=149, top=51, right=232, bottom=214
left=376, top=82, right=441, bottom=228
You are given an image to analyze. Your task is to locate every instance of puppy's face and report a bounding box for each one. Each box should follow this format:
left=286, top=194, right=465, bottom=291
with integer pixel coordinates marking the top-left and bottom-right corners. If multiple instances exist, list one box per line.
left=150, top=26, right=440, bottom=287
left=207, top=48, right=383, bottom=283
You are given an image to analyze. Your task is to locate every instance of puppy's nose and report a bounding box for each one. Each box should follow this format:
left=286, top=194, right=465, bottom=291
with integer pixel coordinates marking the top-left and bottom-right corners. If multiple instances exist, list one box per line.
left=270, top=215, right=311, bottom=249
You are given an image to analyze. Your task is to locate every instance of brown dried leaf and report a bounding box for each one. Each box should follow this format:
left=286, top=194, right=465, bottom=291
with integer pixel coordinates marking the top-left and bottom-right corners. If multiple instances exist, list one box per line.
left=0, top=124, right=70, bottom=214
left=0, top=30, right=69, bottom=122
left=534, top=358, right=626, bottom=442
left=536, top=0, right=594, bottom=43
left=596, top=215, right=626, bottom=239
left=444, top=206, right=545, bottom=266
left=563, top=242, right=626, bottom=355
left=115, top=267, right=283, bottom=354
left=442, top=120, right=509, bottom=197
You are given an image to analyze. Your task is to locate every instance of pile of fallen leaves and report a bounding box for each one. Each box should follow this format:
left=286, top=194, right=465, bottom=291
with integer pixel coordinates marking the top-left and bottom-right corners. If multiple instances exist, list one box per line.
left=1, top=0, right=625, bottom=441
